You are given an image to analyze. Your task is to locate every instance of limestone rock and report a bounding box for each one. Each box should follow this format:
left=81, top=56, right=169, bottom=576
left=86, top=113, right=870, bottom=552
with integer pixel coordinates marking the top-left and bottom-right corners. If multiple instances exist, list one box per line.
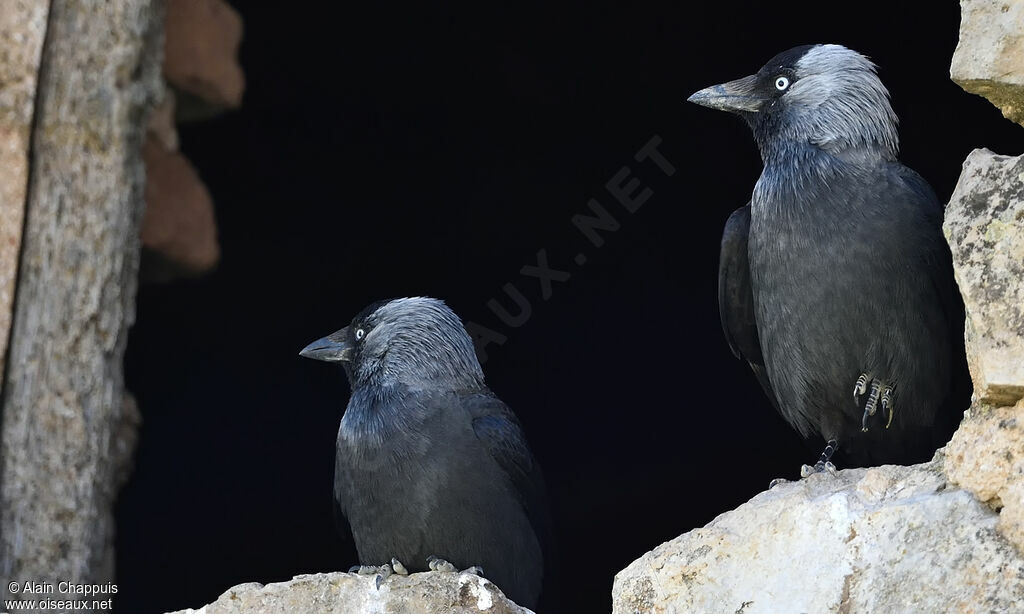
left=946, top=400, right=1024, bottom=551
left=612, top=461, right=1024, bottom=614
left=943, top=149, right=1024, bottom=406
left=164, top=0, right=244, bottom=111
left=952, top=0, right=1024, bottom=127
left=0, top=0, right=48, bottom=383
left=0, top=0, right=164, bottom=602
left=943, top=150, right=1024, bottom=554
left=165, top=571, right=534, bottom=614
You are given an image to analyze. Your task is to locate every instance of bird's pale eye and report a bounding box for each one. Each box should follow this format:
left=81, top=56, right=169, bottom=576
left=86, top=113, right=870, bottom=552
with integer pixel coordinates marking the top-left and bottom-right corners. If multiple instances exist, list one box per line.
left=355, top=328, right=366, bottom=341
left=774, top=76, right=790, bottom=91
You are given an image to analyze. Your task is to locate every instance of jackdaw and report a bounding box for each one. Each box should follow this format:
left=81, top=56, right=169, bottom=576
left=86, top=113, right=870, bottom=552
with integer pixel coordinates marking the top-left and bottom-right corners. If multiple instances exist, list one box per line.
left=299, top=297, right=547, bottom=608
left=688, top=44, right=965, bottom=473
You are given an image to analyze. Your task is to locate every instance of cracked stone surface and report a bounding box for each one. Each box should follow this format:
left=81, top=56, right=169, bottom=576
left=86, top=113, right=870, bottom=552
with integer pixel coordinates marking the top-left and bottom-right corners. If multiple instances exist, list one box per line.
left=612, top=461, right=1024, bottom=614
left=943, top=149, right=1024, bottom=406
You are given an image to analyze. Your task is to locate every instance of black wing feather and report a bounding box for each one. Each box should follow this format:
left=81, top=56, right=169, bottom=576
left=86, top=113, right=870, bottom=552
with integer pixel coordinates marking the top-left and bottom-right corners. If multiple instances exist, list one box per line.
left=466, top=393, right=551, bottom=555
left=719, top=204, right=780, bottom=411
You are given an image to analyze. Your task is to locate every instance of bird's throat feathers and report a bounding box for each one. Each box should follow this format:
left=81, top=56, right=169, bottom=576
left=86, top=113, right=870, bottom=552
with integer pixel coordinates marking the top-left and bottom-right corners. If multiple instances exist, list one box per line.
left=753, top=143, right=847, bottom=209
left=341, top=338, right=485, bottom=441
left=339, top=384, right=420, bottom=444
left=751, top=137, right=899, bottom=218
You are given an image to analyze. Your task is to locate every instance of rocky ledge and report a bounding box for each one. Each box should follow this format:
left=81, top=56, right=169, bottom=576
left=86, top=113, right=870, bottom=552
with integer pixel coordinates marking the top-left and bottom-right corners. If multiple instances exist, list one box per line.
left=166, top=570, right=533, bottom=614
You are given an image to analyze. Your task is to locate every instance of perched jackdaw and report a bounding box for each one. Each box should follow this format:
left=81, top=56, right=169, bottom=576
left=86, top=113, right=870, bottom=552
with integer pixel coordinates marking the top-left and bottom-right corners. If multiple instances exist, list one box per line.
left=689, top=45, right=966, bottom=473
left=299, top=297, right=547, bottom=608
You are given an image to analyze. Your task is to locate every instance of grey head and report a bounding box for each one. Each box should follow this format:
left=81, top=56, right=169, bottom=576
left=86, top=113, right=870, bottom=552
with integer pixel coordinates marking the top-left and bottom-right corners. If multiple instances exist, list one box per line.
left=688, top=44, right=899, bottom=161
left=299, top=296, right=484, bottom=390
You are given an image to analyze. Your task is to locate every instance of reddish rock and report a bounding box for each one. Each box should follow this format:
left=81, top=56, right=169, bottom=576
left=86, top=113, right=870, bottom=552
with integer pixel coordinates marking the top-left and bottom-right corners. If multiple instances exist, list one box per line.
left=142, top=135, right=220, bottom=274
left=164, top=0, right=244, bottom=109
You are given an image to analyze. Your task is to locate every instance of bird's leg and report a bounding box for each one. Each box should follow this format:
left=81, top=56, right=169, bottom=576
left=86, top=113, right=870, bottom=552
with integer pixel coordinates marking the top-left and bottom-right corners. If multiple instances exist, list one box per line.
left=861, top=381, right=882, bottom=430
left=427, top=555, right=484, bottom=577
left=800, top=439, right=838, bottom=478
left=853, top=373, right=869, bottom=403
left=854, top=372, right=895, bottom=431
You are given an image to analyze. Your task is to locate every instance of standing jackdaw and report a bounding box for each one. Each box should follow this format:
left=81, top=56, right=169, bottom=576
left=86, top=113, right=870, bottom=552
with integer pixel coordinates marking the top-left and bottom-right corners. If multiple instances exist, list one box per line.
left=688, top=44, right=965, bottom=473
left=300, top=297, right=547, bottom=608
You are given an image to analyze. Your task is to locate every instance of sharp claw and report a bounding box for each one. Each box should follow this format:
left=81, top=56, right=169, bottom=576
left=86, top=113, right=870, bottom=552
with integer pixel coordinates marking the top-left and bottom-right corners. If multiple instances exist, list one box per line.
left=859, top=377, right=897, bottom=431
left=463, top=565, right=484, bottom=576
left=375, top=574, right=384, bottom=590
left=391, top=558, right=408, bottom=575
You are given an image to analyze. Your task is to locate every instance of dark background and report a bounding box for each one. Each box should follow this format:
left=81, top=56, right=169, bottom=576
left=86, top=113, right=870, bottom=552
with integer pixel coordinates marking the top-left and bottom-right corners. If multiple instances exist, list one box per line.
left=116, top=2, right=1024, bottom=612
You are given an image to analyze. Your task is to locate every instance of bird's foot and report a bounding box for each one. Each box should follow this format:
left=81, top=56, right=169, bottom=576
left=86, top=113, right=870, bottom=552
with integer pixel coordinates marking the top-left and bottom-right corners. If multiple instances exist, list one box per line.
left=769, top=439, right=838, bottom=486
left=427, top=555, right=484, bottom=577
left=350, top=564, right=390, bottom=576
left=427, top=555, right=457, bottom=573
left=349, top=558, right=408, bottom=590
left=797, top=438, right=839, bottom=478
left=854, top=373, right=895, bottom=431
left=800, top=460, right=837, bottom=478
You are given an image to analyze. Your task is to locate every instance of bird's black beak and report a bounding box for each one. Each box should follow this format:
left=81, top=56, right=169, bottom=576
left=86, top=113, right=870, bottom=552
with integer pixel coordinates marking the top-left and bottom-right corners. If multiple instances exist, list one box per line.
left=687, top=75, right=764, bottom=114
left=299, top=327, right=354, bottom=363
